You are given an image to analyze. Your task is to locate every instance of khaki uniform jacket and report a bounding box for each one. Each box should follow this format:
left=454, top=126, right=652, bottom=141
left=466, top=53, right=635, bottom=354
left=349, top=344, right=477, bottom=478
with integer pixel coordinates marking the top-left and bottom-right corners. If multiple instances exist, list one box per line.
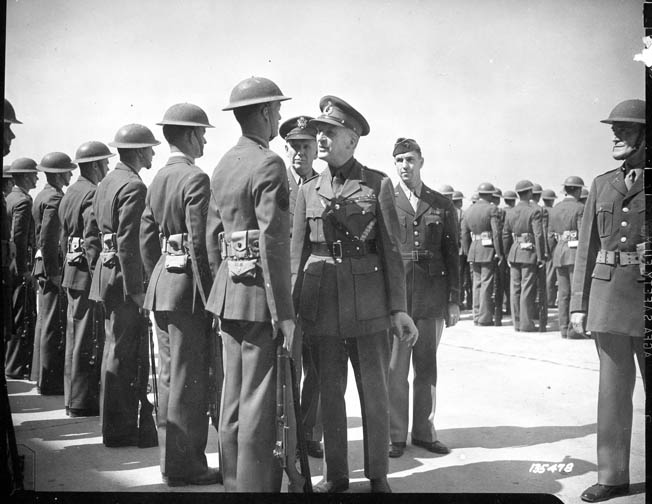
left=206, top=135, right=294, bottom=323
left=393, top=183, right=460, bottom=319
left=32, top=184, right=64, bottom=279
left=570, top=166, right=644, bottom=337
left=460, top=199, right=502, bottom=262
left=6, top=186, right=35, bottom=275
left=502, top=201, right=544, bottom=264
left=88, top=163, right=146, bottom=305
left=140, top=156, right=212, bottom=313
left=548, top=197, right=584, bottom=268
left=59, top=176, right=99, bottom=291
left=291, top=159, right=406, bottom=337
left=288, top=167, right=317, bottom=229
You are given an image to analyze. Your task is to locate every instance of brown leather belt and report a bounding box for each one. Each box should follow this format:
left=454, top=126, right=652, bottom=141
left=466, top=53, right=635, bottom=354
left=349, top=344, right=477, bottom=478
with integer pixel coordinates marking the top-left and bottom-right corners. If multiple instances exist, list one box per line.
left=595, top=249, right=639, bottom=266
left=402, top=250, right=435, bottom=261
left=311, top=240, right=377, bottom=262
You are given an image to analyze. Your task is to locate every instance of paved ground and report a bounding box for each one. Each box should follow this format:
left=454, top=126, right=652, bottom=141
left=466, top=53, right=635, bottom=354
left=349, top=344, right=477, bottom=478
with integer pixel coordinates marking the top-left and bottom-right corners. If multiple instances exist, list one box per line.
left=6, top=308, right=646, bottom=503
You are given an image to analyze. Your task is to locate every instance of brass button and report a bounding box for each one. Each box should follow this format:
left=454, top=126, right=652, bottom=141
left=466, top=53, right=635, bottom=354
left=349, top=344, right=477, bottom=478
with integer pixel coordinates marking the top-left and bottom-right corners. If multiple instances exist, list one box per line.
left=623, top=207, right=629, bottom=213
left=620, top=236, right=626, bottom=242
left=414, top=241, right=420, bottom=246
left=334, top=204, right=340, bottom=210
left=413, top=221, right=418, bottom=226
left=414, top=230, right=419, bottom=236
left=621, top=221, right=627, bottom=227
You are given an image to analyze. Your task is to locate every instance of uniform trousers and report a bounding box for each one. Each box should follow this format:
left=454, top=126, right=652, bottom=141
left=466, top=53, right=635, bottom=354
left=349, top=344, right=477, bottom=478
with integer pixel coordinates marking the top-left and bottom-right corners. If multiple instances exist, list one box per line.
left=32, top=279, right=66, bottom=394
left=64, top=289, right=101, bottom=414
left=594, top=332, right=645, bottom=485
left=389, top=317, right=444, bottom=444
left=154, top=310, right=209, bottom=479
left=100, top=298, right=147, bottom=445
left=5, top=277, right=35, bottom=378
left=301, top=335, right=323, bottom=442
left=471, top=261, right=495, bottom=325
left=555, top=265, right=573, bottom=337
left=318, top=330, right=390, bottom=482
left=510, top=263, right=538, bottom=332
left=459, top=254, right=472, bottom=309
left=536, top=266, right=548, bottom=329
left=546, top=259, right=557, bottom=307
left=501, top=258, right=511, bottom=315
left=493, top=260, right=504, bottom=324
left=219, top=319, right=281, bottom=492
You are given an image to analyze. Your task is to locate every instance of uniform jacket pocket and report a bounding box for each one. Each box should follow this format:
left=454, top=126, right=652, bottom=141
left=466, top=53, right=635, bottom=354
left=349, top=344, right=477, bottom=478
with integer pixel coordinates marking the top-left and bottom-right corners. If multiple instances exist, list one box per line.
left=351, top=257, right=387, bottom=320
left=596, top=201, right=613, bottom=238
left=591, top=263, right=611, bottom=281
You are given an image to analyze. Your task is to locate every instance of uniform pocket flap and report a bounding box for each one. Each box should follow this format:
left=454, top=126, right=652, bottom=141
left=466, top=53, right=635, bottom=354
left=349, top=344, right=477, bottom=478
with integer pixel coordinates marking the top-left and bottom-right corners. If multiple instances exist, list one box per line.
left=350, top=256, right=384, bottom=274
left=306, top=206, right=324, bottom=219
left=591, top=262, right=611, bottom=281
left=428, top=263, right=447, bottom=276
left=597, top=201, right=613, bottom=213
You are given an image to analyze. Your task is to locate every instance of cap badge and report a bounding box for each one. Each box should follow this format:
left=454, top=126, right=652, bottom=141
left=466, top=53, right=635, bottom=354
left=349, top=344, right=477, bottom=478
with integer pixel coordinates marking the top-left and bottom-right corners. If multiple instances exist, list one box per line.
left=297, top=116, right=308, bottom=129
left=324, top=101, right=333, bottom=116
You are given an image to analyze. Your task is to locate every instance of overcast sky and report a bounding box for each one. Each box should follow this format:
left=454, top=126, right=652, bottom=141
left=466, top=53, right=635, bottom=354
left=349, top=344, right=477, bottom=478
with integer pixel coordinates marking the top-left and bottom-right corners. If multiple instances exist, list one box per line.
left=5, top=0, right=645, bottom=205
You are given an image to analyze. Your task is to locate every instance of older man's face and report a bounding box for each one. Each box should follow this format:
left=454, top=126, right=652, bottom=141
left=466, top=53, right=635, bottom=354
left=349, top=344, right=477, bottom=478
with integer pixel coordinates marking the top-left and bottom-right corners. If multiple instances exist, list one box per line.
left=286, top=139, right=317, bottom=178
left=611, top=122, right=644, bottom=161
left=394, top=150, right=423, bottom=188
left=316, top=125, right=353, bottom=164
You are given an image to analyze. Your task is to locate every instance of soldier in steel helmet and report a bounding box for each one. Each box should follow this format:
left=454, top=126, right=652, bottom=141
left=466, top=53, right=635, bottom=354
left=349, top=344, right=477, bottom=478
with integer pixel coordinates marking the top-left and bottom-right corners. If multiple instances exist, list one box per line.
left=3, top=99, right=21, bottom=158
left=2, top=166, right=15, bottom=197
left=291, top=96, right=417, bottom=493
left=571, top=99, right=646, bottom=503
left=491, top=187, right=507, bottom=325
left=530, top=183, right=550, bottom=331
left=502, top=180, right=545, bottom=332
left=548, top=176, right=584, bottom=339
left=87, top=123, right=159, bottom=447
left=541, top=189, right=558, bottom=309
left=436, top=184, right=454, bottom=201
left=31, top=153, right=75, bottom=394
left=388, top=138, right=459, bottom=460
left=140, top=103, right=220, bottom=487
left=460, top=182, right=503, bottom=326
left=58, top=142, right=113, bottom=416
left=500, top=190, right=517, bottom=316
left=5, top=158, right=38, bottom=379
left=279, top=115, right=324, bottom=459
left=452, top=191, right=472, bottom=310
left=205, top=77, right=295, bottom=492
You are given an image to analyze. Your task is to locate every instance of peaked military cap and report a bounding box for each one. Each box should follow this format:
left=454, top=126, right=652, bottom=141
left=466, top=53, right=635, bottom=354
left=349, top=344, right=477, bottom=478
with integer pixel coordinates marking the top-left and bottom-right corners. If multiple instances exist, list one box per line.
left=393, top=138, right=421, bottom=156
left=280, top=116, right=317, bottom=141
left=310, top=95, right=370, bottom=136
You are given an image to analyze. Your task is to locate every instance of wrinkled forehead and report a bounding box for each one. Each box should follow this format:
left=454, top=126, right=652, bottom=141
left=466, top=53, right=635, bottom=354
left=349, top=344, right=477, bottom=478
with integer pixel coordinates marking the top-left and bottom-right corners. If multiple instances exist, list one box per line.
left=394, top=150, right=422, bottom=162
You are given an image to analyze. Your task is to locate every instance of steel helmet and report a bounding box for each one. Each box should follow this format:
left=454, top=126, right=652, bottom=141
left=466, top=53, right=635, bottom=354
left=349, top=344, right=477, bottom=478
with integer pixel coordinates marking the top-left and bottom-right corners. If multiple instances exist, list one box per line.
left=531, top=183, right=542, bottom=194
left=477, top=182, right=496, bottom=194
left=541, top=189, right=556, bottom=200
left=600, top=99, right=645, bottom=124
left=37, top=152, right=77, bottom=173
left=580, top=187, right=589, bottom=200
left=436, top=184, right=455, bottom=196
left=109, top=124, right=161, bottom=148
left=4, top=99, right=22, bottom=124
left=222, top=76, right=291, bottom=111
left=452, top=190, right=464, bottom=201
left=563, top=175, right=584, bottom=188
left=493, top=187, right=503, bottom=197
left=502, top=190, right=517, bottom=200
left=9, top=157, right=38, bottom=173
left=157, top=103, right=214, bottom=128
left=74, top=141, right=115, bottom=164
left=2, top=165, right=12, bottom=179
left=471, top=192, right=479, bottom=202
left=515, top=180, right=534, bottom=193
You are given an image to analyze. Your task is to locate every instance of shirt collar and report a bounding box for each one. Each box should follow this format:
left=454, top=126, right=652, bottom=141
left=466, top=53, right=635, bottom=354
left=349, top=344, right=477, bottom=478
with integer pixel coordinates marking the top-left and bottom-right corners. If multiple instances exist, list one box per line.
left=329, top=156, right=356, bottom=179
left=399, top=179, right=422, bottom=198
left=243, top=133, right=269, bottom=149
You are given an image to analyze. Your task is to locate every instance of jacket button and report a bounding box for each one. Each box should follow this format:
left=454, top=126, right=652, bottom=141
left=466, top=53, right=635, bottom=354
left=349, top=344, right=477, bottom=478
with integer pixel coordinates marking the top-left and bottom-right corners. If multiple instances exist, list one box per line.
left=414, top=241, right=420, bottom=246
left=621, top=221, right=627, bottom=227
left=620, top=236, right=626, bottom=242
left=414, top=230, right=419, bottom=236
left=622, top=207, right=629, bottom=213
left=413, top=221, right=418, bottom=226
left=335, top=204, right=340, bottom=210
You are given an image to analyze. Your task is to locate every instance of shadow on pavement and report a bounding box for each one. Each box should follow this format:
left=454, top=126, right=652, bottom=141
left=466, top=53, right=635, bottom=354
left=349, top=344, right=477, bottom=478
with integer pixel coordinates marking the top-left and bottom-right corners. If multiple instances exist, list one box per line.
left=16, top=417, right=102, bottom=442
left=7, top=378, right=37, bottom=394
left=59, top=442, right=160, bottom=472
left=11, top=394, right=67, bottom=414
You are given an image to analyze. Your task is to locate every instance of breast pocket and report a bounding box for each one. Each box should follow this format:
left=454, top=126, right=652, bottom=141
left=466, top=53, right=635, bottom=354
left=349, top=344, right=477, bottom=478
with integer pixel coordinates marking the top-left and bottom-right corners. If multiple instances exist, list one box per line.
left=424, top=210, right=443, bottom=243
left=596, top=201, right=613, bottom=238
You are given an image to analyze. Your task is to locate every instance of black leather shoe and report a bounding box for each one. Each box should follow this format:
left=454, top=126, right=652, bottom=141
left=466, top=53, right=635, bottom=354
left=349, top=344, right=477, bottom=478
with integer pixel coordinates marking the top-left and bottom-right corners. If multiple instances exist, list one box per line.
left=412, top=438, right=451, bottom=454
left=306, top=440, right=324, bottom=458
left=163, top=467, right=222, bottom=487
left=313, top=478, right=349, bottom=493
left=580, top=483, right=629, bottom=502
left=68, top=408, right=99, bottom=418
left=388, top=442, right=405, bottom=458
left=477, top=321, right=493, bottom=326
left=370, top=477, right=392, bottom=493
left=494, top=321, right=502, bottom=327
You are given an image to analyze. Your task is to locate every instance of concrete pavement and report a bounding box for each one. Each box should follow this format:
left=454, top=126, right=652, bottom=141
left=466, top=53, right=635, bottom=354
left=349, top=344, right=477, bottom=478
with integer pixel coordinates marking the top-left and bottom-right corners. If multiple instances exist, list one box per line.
left=7, top=308, right=646, bottom=502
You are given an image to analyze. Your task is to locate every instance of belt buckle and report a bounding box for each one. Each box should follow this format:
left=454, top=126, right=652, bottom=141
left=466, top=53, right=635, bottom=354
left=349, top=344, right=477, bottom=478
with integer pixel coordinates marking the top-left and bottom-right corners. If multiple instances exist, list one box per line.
left=332, top=241, right=343, bottom=263
left=411, top=250, right=420, bottom=261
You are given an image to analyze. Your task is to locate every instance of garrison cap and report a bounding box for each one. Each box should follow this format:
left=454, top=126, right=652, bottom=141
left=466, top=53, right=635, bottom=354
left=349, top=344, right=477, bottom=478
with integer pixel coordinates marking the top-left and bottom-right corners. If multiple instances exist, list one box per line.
left=37, top=152, right=77, bottom=173
left=452, top=190, right=464, bottom=201
left=2, top=165, right=12, bottom=179
left=310, top=95, right=370, bottom=136
left=393, top=138, right=421, bottom=157
left=515, top=179, right=534, bottom=193
left=280, top=116, right=317, bottom=141
left=502, top=190, right=517, bottom=200
left=9, top=157, right=38, bottom=173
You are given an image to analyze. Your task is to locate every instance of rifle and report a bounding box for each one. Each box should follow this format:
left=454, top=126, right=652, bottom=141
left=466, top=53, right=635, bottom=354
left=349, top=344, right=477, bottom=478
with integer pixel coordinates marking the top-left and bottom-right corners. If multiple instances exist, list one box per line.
left=536, top=264, right=548, bottom=331
left=206, top=318, right=223, bottom=433
left=135, top=309, right=158, bottom=448
left=273, top=345, right=312, bottom=493
left=147, top=315, right=158, bottom=423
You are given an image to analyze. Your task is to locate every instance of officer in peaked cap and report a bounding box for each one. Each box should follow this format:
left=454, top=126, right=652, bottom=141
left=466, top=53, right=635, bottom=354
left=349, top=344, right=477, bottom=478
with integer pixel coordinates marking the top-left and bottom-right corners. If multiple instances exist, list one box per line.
left=140, top=103, right=220, bottom=486
left=292, top=96, right=417, bottom=493
left=88, top=124, right=160, bottom=448
left=279, top=114, right=324, bottom=460
left=388, top=137, right=459, bottom=460
left=5, top=158, right=38, bottom=379
left=502, top=180, right=545, bottom=332
left=460, top=182, right=503, bottom=326
left=31, top=153, right=76, bottom=394
left=571, top=99, right=645, bottom=503
left=59, top=141, right=114, bottom=417
left=205, top=77, right=295, bottom=492
left=452, top=191, right=472, bottom=310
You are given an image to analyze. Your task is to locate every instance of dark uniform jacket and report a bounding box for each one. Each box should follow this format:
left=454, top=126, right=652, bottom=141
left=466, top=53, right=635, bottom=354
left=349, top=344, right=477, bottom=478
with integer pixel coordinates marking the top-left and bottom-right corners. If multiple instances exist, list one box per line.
left=140, top=156, right=212, bottom=313
left=59, top=176, right=100, bottom=291
left=570, top=166, right=644, bottom=337
left=88, top=163, right=146, bottom=306
left=291, top=158, right=406, bottom=337
left=460, top=199, right=502, bottom=262
left=6, top=186, right=35, bottom=275
left=502, top=201, right=544, bottom=264
left=206, top=135, right=294, bottom=323
left=393, top=183, right=459, bottom=319
left=539, top=205, right=551, bottom=260
left=32, top=184, right=64, bottom=279
left=548, top=197, right=584, bottom=268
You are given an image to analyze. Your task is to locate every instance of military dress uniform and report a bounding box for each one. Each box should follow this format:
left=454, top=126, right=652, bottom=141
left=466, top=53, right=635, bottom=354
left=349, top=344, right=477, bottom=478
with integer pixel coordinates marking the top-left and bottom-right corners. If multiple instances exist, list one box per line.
left=502, top=199, right=545, bottom=331
left=88, top=161, right=149, bottom=446
left=388, top=182, right=459, bottom=449
left=5, top=183, right=36, bottom=378
left=535, top=203, right=550, bottom=330
left=492, top=202, right=506, bottom=325
left=460, top=193, right=502, bottom=325
left=457, top=206, right=472, bottom=310
left=59, top=174, right=103, bottom=415
left=548, top=196, right=583, bottom=338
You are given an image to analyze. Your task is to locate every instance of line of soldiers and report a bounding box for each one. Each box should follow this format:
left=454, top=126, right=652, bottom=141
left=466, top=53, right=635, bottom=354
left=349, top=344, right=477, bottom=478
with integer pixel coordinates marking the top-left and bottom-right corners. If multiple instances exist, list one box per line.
left=3, top=91, right=646, bottom=501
